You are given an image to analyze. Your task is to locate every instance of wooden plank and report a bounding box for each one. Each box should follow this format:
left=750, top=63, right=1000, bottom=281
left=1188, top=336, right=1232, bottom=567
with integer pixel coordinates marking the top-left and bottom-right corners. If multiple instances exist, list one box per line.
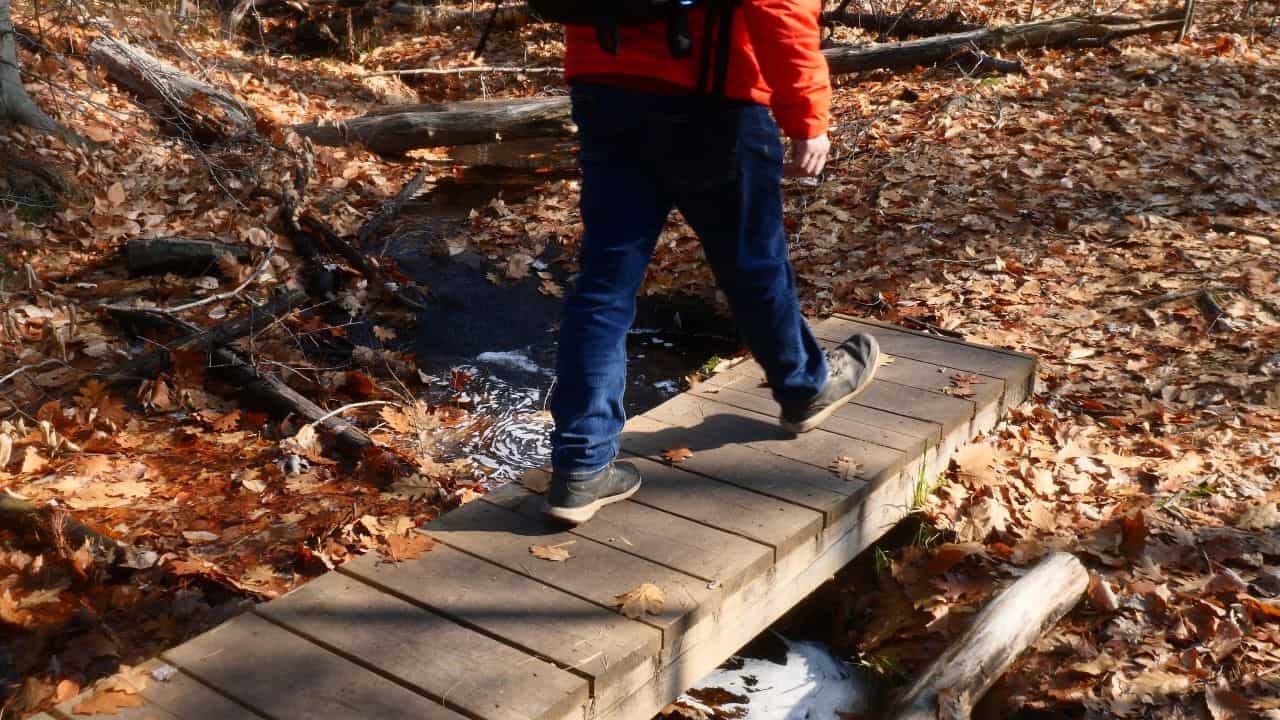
left=422, top=497, right=715, bottom=646
left=498, top=476, right=773, bottom=592
left=818, top=315, right=1037, bottom=406
left=339, top=544, right=660, bottom=714
left=704, top=358, right=976, bottom=457
left=619, top=414, right=860, bottom=521
left=257, top=571, right=588, bottom=720
left=640, top=392, right=906, bottom=484
left=691, top=382, right=928, bottom=454
left=702, top=364, right=948, bottom=444
left=163, top=613, right=466, bottom=720
left=53, top=660, right=260, bottom=720
left=618, top=455, right=822, bottom=560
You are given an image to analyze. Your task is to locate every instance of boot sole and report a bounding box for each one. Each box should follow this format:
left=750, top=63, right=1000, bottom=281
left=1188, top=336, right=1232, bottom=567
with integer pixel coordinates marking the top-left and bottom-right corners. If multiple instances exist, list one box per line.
left=780, top=345, right=881, bottom=435
left=542, top=480, right=641, bottom=525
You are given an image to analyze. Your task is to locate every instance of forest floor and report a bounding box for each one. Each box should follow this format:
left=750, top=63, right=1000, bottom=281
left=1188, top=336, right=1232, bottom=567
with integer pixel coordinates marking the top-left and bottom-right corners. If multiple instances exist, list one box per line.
left=2, top=0, right=1279, bottom=717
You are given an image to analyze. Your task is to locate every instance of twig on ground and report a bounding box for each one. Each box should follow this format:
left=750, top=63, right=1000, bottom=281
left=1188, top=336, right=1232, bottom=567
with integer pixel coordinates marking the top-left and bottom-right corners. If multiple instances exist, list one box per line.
left=303, top=400, right=392, bottom=430
left=365, top=65, right=560, bottom=77
left=1177, top=0, right=1196, bottom=40
left=161, top=248, right=275, bottom=313
left=356, top=167, right=430, bottom=248
left=0, top=358, right=67, bottom=388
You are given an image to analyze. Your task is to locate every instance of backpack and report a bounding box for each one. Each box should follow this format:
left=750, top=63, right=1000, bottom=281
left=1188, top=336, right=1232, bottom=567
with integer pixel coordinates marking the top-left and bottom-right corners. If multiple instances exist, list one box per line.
left=478, top=0, right=739, bottom=95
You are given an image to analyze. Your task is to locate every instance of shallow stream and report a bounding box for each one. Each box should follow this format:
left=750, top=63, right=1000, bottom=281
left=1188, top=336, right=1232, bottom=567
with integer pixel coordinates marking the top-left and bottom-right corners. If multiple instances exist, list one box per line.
left=386, top=148, right=870, bottom=718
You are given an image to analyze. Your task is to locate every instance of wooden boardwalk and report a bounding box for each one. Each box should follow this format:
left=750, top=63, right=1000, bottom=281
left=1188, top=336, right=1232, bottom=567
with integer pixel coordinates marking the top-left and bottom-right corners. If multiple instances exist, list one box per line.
left=51, top=315, right=1035, bottom=720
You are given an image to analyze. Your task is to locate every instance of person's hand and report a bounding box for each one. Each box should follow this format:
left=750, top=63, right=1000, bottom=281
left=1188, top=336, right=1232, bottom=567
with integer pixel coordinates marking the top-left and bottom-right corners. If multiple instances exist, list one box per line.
left=786, top=133, right=830, bottom=177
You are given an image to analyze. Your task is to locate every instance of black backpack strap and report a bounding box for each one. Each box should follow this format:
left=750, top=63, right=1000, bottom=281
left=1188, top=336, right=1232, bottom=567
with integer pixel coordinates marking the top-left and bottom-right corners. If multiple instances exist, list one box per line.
left=666, top=2, right=694, bottom=58
left=595, top=17, right=620, bottom=55
left=709, top=0, right=735, bottom=96
left=695, top=1, right=717, bottom=94
left=695, top=0, right=736, bottom=96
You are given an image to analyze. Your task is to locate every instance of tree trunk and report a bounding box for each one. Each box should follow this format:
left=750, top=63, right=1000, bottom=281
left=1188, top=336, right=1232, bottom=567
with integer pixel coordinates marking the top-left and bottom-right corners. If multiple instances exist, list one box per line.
left=387, top=2, right=532, bottom=31
left=884, top=552, right=1089, bottom=720
left=0, top=0, right=62, bottom=132
left=823, top=14, right=1184, bottom=74
left=89, top=36, right=255, bottom=142
left=292, top=96, right=572, bottom=155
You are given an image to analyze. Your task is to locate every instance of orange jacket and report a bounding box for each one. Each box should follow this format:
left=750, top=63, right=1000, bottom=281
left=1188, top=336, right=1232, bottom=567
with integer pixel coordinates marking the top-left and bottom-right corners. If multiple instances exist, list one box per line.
left=563, top=1, right=831, bottom=139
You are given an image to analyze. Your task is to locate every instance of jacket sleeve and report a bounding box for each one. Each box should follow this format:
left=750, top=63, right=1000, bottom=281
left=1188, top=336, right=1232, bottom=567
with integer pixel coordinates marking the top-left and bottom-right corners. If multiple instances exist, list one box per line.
left=741, top=0, right=831, bottom=139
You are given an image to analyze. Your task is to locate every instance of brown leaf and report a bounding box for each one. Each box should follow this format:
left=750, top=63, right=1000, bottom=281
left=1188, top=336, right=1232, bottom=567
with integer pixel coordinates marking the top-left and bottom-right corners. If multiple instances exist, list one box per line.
left=73, top=688, right=145, bottom=715
left=20, top=447, right=47, bottom=474
left=1205, top=686, right=1250, bottom=720
left=661, top=447, right=693, bottom=463
left=1119, top=508, right=1148, bottom=557
left=614, top=583, right=665, bottom=619
left=828, top=455, right=863, bottom=481
left=1243, top=595, right=1280, bottom=623
left=55, top=678, right=81, bottom=703
left=530, top=542, right=574, bottom=562
left=380, top=406, right=413, bottom=433
left=381, top=532, right=435, bottom=562
left=1088, top=574, right=1120, bottom=613
left=925, top=542, right=985, bottom=575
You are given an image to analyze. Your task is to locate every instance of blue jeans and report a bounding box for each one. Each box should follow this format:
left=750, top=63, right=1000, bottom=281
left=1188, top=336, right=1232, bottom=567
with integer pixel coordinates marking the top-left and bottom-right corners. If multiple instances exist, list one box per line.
left=549, top=83, right=828, bottom=476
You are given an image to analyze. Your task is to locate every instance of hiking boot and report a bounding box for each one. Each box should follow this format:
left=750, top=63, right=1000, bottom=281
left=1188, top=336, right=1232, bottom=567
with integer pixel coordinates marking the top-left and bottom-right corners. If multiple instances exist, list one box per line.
left=543, top=461, right=642, bottom=525
left=780, top=333, right=881, bottom=434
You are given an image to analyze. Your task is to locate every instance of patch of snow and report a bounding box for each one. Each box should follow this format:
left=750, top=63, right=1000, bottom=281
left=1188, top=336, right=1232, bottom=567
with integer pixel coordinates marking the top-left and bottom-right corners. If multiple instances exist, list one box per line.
left=676, top=637, right=869, bottom=720
left=653, top=380, right=682, bottom=396
left=476, top=350, right=547, bottom=374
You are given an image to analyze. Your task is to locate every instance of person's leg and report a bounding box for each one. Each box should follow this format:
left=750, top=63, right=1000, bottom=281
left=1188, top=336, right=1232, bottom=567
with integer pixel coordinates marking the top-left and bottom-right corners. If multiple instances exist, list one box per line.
left=674, top=103, right=828, bottom=409
left=549, top=85, right=674, bottom=480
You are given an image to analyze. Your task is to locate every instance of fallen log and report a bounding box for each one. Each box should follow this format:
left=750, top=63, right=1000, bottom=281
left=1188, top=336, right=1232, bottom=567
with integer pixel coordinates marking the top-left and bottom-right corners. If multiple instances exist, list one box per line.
left=106, top=287, right=310, bottom=383
left=387, top=2, right=532, bottom=31
left=884, top=552, right=1089, bottom=719
left=823, top=14, right=1184, bottom=74
left=1, top=495, right=157, bottom=569
left=292, top=96, right=572, bottom=155
left=89, top=36, right=255, bottom=142
left=297, top=14, right=1177, bottom=152
left=126, top=237, right=252, bottom=277
left=823, top=10, right=982, bottom=38
left=107, top=307, right=418, bottom=481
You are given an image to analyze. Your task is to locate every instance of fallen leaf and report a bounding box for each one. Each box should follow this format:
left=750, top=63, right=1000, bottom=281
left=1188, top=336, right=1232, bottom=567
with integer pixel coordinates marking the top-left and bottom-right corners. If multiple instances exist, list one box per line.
left=1089, top=574, right=1120, bottom=613
left=1126, top=668, right=1190, bottom=698
left=829, top=455, right=863, bottom=481
left=381, top=532, right=435, bottom=562
left=614, top=583, right=665, bottom=619
left=106, top=182, right=126, bottom=206
left=1236, top=502, right=1280, bottom=530
left=55, top=678, right=80, bottom=703
left=20, top=447, right=47, bottom=474
left=530, top=542, right=574, bottom=562
left=73, top=688, right=145, bottom=714
left=1206, top=686, right=1250, bottom=720
left=925, top=542, right=985, bottom=575
left=181, top=531, right=220, bottom=544
left=661, top=447, right=693, bottom=463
